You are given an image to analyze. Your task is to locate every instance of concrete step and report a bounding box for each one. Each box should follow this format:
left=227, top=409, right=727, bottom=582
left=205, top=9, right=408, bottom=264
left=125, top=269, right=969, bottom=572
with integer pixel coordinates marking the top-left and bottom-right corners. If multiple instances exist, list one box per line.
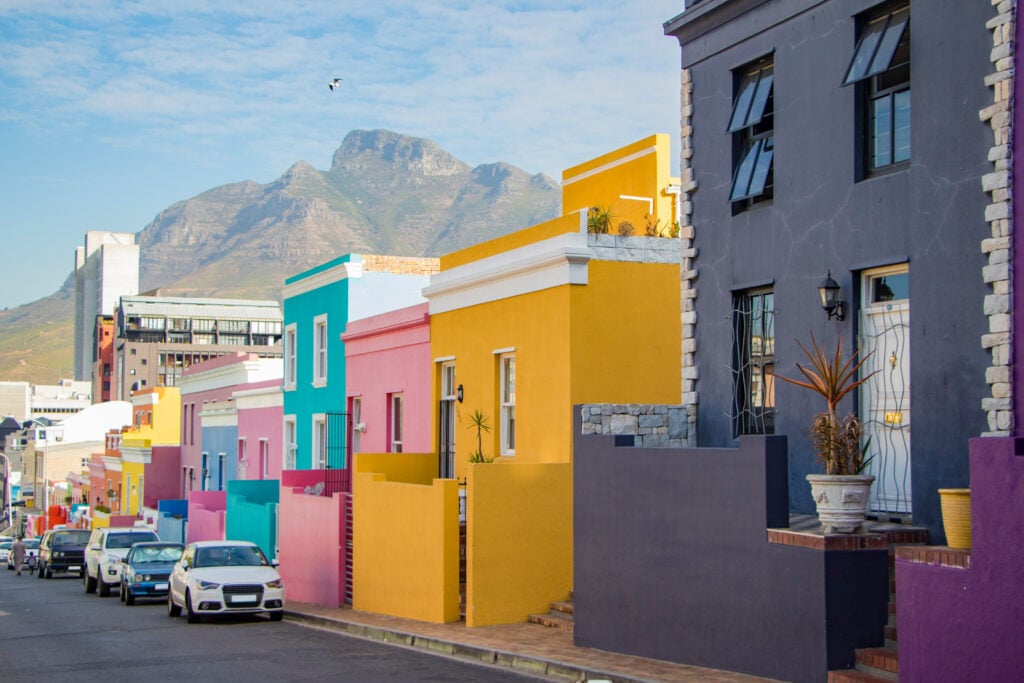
left=527, top=611, right=574, bottom=631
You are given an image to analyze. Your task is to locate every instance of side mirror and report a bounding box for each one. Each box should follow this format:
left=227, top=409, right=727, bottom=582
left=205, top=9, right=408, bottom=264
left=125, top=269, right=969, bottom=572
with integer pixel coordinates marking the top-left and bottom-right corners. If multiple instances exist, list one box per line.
left=271, top=559, right=280, bottom=568
left=90, top=544, right=101, bottom=551
left=120, top=557, right=128, bottom=564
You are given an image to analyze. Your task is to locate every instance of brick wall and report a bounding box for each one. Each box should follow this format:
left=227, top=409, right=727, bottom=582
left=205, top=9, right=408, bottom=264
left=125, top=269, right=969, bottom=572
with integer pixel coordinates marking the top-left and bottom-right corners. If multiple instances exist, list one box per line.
left=361, top=254, right=440, bottom=275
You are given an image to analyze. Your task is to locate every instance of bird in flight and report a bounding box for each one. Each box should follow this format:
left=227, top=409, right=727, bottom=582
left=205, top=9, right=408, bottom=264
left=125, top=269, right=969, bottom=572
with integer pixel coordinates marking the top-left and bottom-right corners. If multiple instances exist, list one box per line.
left=328, top=78, right=343, bottom=91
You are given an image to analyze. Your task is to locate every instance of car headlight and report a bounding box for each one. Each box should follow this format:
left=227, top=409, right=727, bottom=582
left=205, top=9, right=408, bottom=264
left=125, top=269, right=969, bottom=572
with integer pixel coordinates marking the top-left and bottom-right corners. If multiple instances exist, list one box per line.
left=104, top=553, right=120, bottom=564
left=196, top=579, right=221, bottom=590
left=265, top=578, right=283, bottom=588
left=54, top=551, right=64, bottom=558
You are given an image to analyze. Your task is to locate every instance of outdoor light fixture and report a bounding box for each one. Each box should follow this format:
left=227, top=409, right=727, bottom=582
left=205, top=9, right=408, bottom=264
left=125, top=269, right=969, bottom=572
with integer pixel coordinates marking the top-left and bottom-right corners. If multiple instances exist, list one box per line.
left=819, top=271, right=846, bottom=321
left=457, top=384, right=464, bottom=403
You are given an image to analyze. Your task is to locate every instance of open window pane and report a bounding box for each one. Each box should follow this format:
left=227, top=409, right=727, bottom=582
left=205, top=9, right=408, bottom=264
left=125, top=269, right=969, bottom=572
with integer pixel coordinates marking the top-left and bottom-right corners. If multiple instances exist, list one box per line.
left=844, top=8, right=909, bottom=85
left=868, top=9, right=908, bottom=76
left=731, top=138, right=772, bottom=202
left=727, top=67, right=773, bottom=133
left=893, top=90, right=911, bottom=163
left=730, top=139, right=762, bottom=201
left=747, top=137, right=774, bottom=198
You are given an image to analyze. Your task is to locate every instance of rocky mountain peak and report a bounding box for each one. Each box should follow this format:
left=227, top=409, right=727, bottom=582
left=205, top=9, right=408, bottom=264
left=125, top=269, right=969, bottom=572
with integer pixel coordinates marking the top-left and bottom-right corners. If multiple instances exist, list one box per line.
left=331, top=129, right=469, bottom=177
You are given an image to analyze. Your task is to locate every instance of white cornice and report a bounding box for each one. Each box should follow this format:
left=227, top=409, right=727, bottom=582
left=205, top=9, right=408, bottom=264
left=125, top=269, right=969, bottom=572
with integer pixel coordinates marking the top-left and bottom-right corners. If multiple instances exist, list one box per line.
left=180, top=360, right=282, bottom=396
left=233, top=386, right=283, bottom=410
left=121, top=447, right=152, bottom=465
left=283, top=261, right=363, bottom=300
left=101, top=455, right=122, bottom=472
left=424, top=233, right=591, bottom=315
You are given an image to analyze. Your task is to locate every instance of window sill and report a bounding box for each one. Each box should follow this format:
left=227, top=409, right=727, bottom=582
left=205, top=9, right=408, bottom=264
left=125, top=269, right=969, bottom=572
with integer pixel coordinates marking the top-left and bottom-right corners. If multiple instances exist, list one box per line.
left=312, top=380, right=327, bottom=389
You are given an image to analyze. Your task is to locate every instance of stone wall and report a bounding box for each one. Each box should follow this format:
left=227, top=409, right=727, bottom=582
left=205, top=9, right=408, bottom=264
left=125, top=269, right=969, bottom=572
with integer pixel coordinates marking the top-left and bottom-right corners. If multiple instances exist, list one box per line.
left=579, top=403, right=688, bottom=448
left=679, top=67, right=698, bottom=446
left=361, top=254, right=440, bottom=275
left=585, top=234, right=679, bottom=264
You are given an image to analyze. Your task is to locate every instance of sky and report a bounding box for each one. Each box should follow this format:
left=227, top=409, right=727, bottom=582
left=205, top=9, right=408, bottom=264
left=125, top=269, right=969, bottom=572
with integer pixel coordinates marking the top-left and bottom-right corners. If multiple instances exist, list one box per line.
left=0, top=1, right=686, bottom=310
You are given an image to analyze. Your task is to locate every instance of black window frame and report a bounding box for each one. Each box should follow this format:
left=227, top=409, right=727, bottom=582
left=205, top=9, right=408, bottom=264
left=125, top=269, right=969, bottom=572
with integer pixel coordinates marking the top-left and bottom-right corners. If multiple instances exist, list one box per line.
left=732, top=288, right=776, bottom=437
left=729, top=58, right=775, bottom=210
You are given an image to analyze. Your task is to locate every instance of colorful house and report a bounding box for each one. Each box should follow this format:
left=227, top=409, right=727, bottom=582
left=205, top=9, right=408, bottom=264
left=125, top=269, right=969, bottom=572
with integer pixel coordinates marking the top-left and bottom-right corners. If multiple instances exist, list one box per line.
left=353, top=134, right=682, bottom=626
left=278, top=254, right=438, bottom=606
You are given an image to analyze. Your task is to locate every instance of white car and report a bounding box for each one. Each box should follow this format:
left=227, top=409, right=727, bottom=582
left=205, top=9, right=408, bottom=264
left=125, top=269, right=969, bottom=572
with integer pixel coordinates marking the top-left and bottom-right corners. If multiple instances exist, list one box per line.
left=84, top=527, right=159, bottom=596
left=0, top=540, right=12, bottom=563
left=168, top=540, right=284, bottom=623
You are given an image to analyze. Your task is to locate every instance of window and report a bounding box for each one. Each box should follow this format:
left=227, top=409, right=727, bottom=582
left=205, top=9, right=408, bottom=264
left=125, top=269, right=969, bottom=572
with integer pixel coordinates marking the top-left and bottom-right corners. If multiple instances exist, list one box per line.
left=284, top=324, right=297, bottom=390
left=388, top=394, right=404, bottom=453
left=284, top=418, right=297, bottom=470
left=439, top=363, right=457, bottom=478
left=238, top=438, right=247, bottom=479
left=201, top=452, right=210, bottom=491
left=350, top=396, right=363, bottom=454
left=259, top=439, right=270, bottom=480
left=732, top=289, right=775, bottom=436
left=499, top=354, right=516, bottom=455
left=729, top=58, right=774, bottom=207
left=313, top=315, right=328, bottom=386
left=844, top=5, right=910, bottom=173
left=312, top=414, right=327, bottom=469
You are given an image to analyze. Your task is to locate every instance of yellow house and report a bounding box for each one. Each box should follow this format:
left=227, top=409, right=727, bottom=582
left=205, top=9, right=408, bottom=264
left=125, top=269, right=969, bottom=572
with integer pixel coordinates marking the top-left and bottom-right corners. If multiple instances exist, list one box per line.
left=118, top=387, right=181, bottom=518
left=353, top=134, right=682, bottom=626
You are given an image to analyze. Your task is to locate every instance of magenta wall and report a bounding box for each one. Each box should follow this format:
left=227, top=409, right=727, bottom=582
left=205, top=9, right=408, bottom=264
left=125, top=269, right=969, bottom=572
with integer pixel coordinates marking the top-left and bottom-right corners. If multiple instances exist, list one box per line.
left=279, top=473, right=348, bottom=606
left=342, top=303, right=432, bottom=454
left=236, top=402, right=283, bottom=481
left=144, top=445, right=181, bottom=508
left=186, top=489, right=226, bottom=543
left=897, top=437, right=1024, bottom=680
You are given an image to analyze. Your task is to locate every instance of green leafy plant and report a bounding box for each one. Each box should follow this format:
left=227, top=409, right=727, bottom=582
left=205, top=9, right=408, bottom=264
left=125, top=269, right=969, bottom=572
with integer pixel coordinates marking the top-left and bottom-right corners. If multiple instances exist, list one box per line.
left=643, top=215, right=680, bottom=238
left=94, top=504, right=111, bottom=514
left=776, top=332, right=878, bottom=475
left=466, top=409, right=494, bottom=463
left=587, top=206, right=614, bottom=234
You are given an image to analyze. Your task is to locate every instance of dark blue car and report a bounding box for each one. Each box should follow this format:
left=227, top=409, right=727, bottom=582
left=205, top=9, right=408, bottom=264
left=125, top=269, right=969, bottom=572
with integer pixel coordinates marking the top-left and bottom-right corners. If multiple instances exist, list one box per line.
left=119, top=542, right=184, bottom=605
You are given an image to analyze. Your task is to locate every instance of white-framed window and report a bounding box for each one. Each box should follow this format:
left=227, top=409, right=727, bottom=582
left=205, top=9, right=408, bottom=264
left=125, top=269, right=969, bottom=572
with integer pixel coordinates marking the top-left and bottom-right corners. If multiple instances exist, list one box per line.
left=389, top=394, right=404, bottom=453
left=439, top=362, right=457, bottom=479
left=312, top=413, right=327, bottom=468
left=283, top=417, right=297, bottom=470
left=217, top=453, right=225, bottom=491
left=350, top=396, right=363, bottom=454
left=499, top=354, right=516, bottom=455
left=259, top=438, right=270, bottom=480
left=284, top=323, right=297, bottom=390
left=201, top=452, right=210, bottom=491
left=238, top=438, right=248, bottom=479
left=313, top=314, right=328, bottom=387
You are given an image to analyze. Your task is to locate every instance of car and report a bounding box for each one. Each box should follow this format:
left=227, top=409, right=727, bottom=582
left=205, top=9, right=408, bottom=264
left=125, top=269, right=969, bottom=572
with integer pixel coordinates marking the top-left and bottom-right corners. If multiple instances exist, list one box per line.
left=0, top=539, right=12, bottom=563
left=84, top=527, right=160, bottom=597
left=6, top=538, right=40, bottom=571
left=119, top=542, right=184, bottom=605
left=37, top=528, right=92, bottom=579
left=168, top=540, right=284, bottom=623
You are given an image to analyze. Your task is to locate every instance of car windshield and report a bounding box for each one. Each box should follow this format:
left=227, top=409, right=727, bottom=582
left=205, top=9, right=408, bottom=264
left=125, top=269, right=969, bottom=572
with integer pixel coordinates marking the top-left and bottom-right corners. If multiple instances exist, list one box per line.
left=193, top=545, right=268, bottom=568
left=24, top=539, right=40, bottom=549
left=53, top=531, right=91, bottom=546
left=132, top=545, right=183, bottom=564
left=106, top=532, right=158, bottom=549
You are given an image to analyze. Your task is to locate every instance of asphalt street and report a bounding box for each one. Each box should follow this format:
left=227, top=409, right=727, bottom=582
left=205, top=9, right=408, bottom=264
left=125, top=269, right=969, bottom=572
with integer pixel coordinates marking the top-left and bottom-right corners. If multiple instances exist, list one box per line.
left=0, top=567, right=546, bottom=682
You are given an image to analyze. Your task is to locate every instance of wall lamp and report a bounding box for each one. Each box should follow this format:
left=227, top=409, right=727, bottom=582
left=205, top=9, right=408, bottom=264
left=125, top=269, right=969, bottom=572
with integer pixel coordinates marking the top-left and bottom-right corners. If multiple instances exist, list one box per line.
left=457, top=384, right=464, bottom=403
left=819, top=271, right=846, bottom=321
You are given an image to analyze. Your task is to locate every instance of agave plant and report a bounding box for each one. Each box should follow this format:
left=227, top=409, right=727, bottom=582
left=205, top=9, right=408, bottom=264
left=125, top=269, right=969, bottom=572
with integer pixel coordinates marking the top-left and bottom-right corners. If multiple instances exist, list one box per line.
left=466, top=409, right=494, bottom=463
left=776, top=332, right=878, bottom=475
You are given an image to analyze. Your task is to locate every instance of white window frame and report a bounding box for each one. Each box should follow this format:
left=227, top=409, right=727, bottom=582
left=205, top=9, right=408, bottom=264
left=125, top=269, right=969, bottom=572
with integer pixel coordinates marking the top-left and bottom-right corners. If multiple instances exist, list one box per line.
left=312, top=413, right=327, bottom=469
left=259, top=438, right=270, bottom=480
left=499, top=353, right=516, bottom=456
left=313, top=314, right=328, bottom=387
left=283, top=417, right=297, bottom=470
left=350, top=396, right=363, bottom=455
left=284, top=323, right=297, bottom=390
left=237, top=437, right=247, bottom=480
left=389, top=394, right=404, bottom=453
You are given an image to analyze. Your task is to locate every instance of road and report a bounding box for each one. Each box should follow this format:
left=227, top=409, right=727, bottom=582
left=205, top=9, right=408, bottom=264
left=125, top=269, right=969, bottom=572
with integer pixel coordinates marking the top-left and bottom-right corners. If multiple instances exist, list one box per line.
left=0, top=568, right=545, bottom=682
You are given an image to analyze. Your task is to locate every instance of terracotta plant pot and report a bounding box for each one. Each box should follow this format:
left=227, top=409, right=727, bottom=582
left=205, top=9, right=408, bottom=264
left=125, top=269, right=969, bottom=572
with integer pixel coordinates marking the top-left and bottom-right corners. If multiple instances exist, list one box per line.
left=938, top=488, right=971, bottom=550
left=806, top=474, right=876, bottom=534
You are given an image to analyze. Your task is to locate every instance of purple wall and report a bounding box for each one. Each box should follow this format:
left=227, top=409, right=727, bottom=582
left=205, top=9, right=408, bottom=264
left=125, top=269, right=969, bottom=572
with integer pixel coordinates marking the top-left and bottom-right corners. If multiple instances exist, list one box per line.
left=144, top=445, right=181, bottom=508
left=897, top=437, right=1024, bottom=680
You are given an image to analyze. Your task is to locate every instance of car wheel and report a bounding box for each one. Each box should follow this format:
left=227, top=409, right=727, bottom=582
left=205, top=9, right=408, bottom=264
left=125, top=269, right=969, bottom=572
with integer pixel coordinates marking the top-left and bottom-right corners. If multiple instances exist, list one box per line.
left=119, top=583, right=125, bottom=602
left=98, top=577, right=111, bottom=597
left=185, top=590, right=200, bottom=624
left=84, top=570, right=96, bottom=594
left=269, top=611, right=283, bottom=622
left=167, top=592, right=182, bottom=617
left=125, top=588, right=135, bottom=606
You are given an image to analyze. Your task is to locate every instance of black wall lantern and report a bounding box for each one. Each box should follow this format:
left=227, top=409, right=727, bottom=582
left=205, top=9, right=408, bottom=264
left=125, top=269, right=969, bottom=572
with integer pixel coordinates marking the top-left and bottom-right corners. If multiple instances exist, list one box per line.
left=818, top=271, right=846, bottom=321
left=456, top=384, right=464, bottom=403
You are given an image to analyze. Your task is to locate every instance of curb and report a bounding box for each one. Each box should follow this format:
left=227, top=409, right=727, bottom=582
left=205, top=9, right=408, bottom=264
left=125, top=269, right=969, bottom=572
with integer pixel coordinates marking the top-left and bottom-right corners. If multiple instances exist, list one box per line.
left=285, top=610, right=637, bottom=682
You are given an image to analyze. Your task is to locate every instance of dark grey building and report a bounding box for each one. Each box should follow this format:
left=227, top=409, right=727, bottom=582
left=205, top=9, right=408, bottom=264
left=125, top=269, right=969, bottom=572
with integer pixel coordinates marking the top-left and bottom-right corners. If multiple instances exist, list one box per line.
left=666, top=0, right=994, bottom=538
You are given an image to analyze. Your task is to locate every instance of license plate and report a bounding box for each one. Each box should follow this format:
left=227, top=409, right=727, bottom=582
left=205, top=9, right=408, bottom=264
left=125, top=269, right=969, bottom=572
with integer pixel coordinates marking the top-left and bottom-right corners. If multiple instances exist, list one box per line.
left=69, top=566, right=81, bottom=571
left=232, top=594, right=258, bottom=604
left=155, top=583, right=168, bottom=591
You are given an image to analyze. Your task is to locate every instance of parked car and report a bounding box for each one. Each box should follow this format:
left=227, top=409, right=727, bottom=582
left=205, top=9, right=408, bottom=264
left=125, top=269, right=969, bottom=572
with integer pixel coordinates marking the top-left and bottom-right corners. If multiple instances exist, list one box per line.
left=84, top=527, right=159, bottom=596
left=0, top=539, right=12, bottom=563
left=37, top=528, right=92, bottom=578
left=120, top=542, right=184, bottom=605
left=6, top=538, right=39, bottom=571
left=168, top=540, right=284, bottom=623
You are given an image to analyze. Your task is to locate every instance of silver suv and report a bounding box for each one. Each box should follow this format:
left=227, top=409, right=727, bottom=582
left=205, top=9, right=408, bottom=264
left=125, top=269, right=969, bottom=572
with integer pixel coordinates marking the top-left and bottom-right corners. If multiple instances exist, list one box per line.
left=84, top=527, right=159, bottom=597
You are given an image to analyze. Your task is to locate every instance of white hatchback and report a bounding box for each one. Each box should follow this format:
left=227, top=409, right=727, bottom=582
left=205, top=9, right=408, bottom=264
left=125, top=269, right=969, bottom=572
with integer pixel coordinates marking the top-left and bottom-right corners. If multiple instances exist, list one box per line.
left=168, top=540, right=284, bottom=623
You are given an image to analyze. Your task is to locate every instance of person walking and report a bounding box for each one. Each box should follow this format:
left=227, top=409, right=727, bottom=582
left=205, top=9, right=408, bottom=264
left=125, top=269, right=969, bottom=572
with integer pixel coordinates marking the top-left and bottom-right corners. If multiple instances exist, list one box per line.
left=10, top=536, right=25, bottom=575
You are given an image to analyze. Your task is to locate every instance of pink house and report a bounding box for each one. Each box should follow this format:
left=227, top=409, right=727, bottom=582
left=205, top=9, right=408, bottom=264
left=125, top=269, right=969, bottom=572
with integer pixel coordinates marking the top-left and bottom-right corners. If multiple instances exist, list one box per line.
left=341, top=303, right=432, bottom=455
left=235, top=384, right=284, bottom=481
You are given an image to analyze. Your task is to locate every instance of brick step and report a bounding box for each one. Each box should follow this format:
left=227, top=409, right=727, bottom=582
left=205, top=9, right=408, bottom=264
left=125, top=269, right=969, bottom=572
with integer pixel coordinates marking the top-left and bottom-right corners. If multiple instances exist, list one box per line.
left=854, top=647, right=899, bottom=681
left=827, top=669, right=894, bottom=683
left=884, top=624, right=897, bottom=644
left=527, top=611, right=574, bottom=631
left=549, top=600, right=574, bottom=615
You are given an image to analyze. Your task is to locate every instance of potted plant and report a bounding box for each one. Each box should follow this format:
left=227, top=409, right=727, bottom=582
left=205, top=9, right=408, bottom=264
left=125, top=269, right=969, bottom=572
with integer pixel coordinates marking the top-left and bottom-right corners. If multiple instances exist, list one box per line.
left=778, top=332, right=878, bottom=533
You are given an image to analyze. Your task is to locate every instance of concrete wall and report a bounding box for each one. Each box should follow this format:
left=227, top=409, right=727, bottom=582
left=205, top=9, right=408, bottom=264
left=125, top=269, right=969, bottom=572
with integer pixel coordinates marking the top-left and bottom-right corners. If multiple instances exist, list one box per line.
left=186, top=489, right=225, bottom=543
left=226, top=479, right=279, bottom=560
left=278, top=469, right=347, bottom=606
left=144, top=445, right=181, bottom=509
left=156, top=499, right=187, bottom=544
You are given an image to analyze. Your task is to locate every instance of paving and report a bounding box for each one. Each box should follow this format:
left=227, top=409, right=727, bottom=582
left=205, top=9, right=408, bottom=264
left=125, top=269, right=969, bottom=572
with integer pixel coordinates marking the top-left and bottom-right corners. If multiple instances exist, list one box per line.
left=285, top=601, right=775, bottom=682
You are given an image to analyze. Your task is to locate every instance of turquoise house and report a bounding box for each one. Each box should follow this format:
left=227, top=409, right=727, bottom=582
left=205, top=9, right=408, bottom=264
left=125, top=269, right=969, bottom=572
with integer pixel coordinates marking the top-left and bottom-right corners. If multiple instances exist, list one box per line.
left=281, top=254, right=439, bottom=478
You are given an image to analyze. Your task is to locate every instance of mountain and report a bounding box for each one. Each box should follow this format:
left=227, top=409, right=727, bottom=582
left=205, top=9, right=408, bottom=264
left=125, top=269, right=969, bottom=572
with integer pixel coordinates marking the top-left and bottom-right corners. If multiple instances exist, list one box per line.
left=0, top=129, right=561, bottom=384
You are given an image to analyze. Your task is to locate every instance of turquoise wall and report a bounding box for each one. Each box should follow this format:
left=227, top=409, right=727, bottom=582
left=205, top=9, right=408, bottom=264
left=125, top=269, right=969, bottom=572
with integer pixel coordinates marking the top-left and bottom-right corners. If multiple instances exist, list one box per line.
left=226, top=479, right=280, bottom=560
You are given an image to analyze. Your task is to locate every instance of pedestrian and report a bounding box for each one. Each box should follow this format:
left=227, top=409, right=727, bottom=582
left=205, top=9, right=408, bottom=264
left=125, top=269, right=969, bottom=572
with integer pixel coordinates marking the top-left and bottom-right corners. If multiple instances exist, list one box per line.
left=11, top=536, right=25, bottom=575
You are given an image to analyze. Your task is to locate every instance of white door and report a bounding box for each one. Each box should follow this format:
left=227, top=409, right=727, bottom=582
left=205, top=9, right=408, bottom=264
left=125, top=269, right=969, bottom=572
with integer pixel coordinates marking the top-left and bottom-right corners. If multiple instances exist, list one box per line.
left=859, top=265, right=911, bottom=514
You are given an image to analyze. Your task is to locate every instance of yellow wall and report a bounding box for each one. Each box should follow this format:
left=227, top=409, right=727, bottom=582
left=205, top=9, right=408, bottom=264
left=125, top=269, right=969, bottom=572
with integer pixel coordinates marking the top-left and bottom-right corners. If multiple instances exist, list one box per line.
left=121, top=460, right=145, bottom=515
left=466, top=462, right=572, bottom=627
left=354, top=451, right=437, bottom=484
left=352, top=452, right=460, bottom=623
left=562, top=133, right=676, bottom=234
left=127, top=387, right=182, bottom=446
left=441, top=214, right=580, bottom=270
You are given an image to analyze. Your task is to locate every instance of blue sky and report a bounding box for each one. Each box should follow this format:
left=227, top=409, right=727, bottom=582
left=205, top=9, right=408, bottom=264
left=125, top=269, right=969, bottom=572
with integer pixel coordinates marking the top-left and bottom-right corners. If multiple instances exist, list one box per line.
left=0, top=1, right=685, bottom=310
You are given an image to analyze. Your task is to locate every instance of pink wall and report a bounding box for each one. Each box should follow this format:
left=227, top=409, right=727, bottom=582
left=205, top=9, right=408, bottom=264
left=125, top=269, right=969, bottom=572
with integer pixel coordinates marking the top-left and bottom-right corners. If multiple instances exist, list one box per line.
left=144, top=445, right=181, bottom=508
left=186, top=489, right=226, bottom=543
left=236, top=402, right=283, bottom=481
left=279, top=484, right=348, bottom=606
left=342, top=303, right=432, bottom=454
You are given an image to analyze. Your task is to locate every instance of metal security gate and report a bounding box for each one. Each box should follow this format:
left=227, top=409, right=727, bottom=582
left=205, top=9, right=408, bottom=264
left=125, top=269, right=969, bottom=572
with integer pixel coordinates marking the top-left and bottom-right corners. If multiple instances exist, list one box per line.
left=324, top=412, right=350, bottom=497
left=439, top=400, right=456, bottom=479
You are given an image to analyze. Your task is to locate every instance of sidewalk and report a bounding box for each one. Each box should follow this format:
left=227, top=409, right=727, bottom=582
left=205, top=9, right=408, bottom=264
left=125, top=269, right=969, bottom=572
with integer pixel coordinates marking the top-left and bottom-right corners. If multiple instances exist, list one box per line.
left=284, top=602, right=775, bottom=682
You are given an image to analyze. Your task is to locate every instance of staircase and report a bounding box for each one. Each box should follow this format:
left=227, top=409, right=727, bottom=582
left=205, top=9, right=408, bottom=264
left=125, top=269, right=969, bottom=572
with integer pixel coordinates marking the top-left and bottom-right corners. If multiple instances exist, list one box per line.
left=828, top=526, right=928, bottom=682
left=527, top=592, right=574, bottom=631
